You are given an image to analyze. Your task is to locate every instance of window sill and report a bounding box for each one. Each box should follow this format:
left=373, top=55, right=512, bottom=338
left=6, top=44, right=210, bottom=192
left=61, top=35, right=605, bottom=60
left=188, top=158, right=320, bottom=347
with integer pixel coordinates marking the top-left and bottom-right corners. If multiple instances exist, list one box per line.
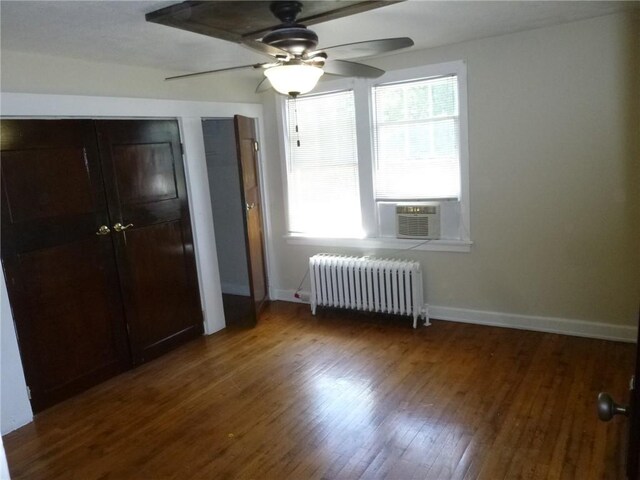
left=284, top=235, right=473, bottom=252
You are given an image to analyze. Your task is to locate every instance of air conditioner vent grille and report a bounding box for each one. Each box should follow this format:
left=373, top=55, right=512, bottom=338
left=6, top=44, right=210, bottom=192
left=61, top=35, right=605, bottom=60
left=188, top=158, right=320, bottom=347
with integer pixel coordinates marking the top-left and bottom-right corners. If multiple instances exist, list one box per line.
left=398, top=215, right=430, bottom=237
left=396, top=203, right=440, bottom=239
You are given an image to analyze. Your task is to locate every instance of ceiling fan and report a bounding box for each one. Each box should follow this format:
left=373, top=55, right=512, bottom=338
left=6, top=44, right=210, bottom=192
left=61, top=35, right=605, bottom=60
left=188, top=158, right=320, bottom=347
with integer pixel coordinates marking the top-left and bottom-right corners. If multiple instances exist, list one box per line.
left=150, top=1, right=414, bottom=97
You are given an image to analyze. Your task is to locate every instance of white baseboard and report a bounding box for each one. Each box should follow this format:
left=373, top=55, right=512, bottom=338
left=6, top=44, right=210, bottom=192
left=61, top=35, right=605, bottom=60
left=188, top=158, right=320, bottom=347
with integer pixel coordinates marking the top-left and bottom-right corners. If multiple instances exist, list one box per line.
left=429, top=306, right=637, bottom=343
left=270, top=289, right=637, bottom=343
left=221, top=282, right=250, bottom=297
left=270, top=289, right=308, bottom=304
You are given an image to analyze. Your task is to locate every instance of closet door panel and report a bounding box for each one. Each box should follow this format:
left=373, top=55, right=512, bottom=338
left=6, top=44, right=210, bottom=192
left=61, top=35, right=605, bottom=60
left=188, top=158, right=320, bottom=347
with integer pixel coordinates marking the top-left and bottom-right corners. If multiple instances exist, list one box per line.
left=112, top=142, right=179, bottom=205
left=3, top=238, right=129, bottom=411
left=121, top=220, right=201, bottom=357
left=2, top=148, right=94, bottom=222
left=0, top=120, right=131, bottom=412
left=96, top=120, right=203, bottom=364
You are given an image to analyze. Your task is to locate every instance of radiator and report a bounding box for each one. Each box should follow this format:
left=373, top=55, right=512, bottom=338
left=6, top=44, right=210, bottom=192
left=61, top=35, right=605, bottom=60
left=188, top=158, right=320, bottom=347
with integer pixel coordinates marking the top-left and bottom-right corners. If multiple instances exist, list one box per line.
left=309, top=254, right=428, bottom=328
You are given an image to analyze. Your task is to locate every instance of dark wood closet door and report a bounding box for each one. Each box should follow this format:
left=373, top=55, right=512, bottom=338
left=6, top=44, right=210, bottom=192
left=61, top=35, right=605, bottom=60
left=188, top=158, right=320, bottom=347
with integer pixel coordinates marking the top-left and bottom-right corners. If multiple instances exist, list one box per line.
left=626, top=312, right=639, bottom=479
left=234, top=115, right=268, bottom=322
left=0, top=120, right=131, bottom=412
left=95, top=120, right=203, bottom=364
left=598, top=309, right=639, bottom=479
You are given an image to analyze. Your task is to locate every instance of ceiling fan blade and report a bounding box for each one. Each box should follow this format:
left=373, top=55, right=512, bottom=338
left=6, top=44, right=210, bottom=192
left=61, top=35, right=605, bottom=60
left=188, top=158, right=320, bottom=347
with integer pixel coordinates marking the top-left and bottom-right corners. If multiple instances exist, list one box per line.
left=323, top=60, right=385, bottom=79
left=314, top=37, right=414, bottom=61
left=165, top=63, right=272, bottom=81
left=255, top=77, right=272, bottom=94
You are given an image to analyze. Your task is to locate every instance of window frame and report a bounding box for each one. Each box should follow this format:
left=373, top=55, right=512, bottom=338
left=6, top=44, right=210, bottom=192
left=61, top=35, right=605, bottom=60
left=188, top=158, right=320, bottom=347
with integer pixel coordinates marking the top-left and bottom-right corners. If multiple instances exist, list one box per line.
left=275, top=60, right=471, bottom=252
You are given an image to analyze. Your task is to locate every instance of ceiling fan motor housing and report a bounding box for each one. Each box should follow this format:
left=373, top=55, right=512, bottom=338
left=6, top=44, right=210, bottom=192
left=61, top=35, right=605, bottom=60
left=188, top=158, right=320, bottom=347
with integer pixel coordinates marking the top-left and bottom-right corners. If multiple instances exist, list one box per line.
left=262, top=26, right=318, bottom=56
left=263, top=1, right=318, bottom=56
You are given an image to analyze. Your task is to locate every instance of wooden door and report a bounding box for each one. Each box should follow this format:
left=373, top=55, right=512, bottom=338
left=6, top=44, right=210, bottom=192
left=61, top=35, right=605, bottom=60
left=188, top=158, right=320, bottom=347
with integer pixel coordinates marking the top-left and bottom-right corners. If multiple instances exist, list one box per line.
left=233, top=115, right=268, bottom=324
left=598, top=309, right=639, bottom=479
left=0, top=120, right=131, bottom=412
left=95, top=120, right=203, bottom=364
left=627, top=313, right=639, bottom=479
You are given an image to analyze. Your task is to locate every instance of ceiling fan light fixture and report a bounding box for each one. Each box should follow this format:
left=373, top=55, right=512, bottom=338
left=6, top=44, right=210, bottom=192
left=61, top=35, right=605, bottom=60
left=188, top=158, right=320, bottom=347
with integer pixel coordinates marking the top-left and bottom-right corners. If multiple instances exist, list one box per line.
left=264, top=64, right=324, bottom=96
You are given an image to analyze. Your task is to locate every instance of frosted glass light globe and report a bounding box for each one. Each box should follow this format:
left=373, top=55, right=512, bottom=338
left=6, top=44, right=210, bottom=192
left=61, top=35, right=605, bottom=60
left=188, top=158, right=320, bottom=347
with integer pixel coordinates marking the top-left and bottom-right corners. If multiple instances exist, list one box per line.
left=264, top=64, right=324, bottom=96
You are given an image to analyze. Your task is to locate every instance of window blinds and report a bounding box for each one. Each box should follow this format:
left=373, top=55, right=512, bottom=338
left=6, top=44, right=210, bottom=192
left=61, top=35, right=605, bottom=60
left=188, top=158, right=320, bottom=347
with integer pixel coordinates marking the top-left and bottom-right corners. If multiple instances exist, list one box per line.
left=286, top=91, right=363, bottom=237
left=372, top=75, right=460, bottom=200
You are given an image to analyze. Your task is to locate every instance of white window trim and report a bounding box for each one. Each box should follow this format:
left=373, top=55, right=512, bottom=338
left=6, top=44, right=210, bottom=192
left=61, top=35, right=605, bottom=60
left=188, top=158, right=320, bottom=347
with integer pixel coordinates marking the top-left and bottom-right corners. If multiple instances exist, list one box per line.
left=284, top=234, right=472, bottom=252
left=275, top=60, right=471, bottom=253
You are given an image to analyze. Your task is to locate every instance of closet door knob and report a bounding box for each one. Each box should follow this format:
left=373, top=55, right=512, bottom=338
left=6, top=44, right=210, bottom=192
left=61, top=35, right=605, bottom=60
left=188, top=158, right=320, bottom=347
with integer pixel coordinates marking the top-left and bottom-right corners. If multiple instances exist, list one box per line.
left=597, top=392, right=629, bottom=421
left=96, top=225, right=111, bottom=236
left=113, top=223, right=134, bottom=232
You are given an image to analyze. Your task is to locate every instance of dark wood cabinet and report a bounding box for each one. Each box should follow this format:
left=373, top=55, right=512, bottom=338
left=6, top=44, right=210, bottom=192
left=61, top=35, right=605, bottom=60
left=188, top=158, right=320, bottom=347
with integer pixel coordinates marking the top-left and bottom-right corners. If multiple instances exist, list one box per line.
left=0, top=119, right=203, bottom=412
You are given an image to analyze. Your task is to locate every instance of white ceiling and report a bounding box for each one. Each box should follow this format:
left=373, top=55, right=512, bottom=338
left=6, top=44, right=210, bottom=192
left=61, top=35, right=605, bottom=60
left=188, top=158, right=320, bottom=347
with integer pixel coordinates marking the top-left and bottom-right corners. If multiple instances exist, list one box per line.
left=1, top=1, right=636, bottom=76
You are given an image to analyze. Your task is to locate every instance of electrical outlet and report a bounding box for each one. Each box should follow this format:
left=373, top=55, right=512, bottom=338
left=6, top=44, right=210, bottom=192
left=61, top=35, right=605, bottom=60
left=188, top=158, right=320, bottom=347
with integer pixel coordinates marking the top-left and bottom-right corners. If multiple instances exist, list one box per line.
left=294, top=292, right=310, bottom=302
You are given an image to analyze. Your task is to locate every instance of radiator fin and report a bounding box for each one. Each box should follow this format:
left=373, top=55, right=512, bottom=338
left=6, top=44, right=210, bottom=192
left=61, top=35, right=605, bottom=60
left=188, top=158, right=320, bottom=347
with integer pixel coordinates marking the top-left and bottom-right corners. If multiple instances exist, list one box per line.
left=309, top=254, right=428, bottom=328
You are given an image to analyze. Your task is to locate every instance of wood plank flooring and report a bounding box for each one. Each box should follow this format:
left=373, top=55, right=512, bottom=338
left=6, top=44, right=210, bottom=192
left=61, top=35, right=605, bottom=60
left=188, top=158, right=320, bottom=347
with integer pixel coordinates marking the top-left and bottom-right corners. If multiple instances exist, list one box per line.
left=3, top=301, right=635, bottom=479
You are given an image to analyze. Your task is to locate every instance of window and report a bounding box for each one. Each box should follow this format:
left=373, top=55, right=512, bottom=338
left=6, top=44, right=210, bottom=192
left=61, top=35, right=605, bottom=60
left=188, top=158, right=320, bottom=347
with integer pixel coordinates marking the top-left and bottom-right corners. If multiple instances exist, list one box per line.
left=285, top=90, right=363, bottom=237
left=372, top=75, right=460, bottom=200
left=279, top=61, right=470, bottom=251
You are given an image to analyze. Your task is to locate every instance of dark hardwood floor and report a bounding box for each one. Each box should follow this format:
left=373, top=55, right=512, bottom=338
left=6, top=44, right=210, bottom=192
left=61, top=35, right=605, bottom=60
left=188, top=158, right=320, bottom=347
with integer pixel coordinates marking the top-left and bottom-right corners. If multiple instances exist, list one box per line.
left=222, top=293, right=255, bottom=328
left=3, top=301, right=634, bottom=479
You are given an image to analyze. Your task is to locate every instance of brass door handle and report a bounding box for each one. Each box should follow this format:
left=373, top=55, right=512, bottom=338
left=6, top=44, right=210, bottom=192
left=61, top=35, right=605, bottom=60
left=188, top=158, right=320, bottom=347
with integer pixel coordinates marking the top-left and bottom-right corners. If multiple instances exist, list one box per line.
left=113, top=223, right=134, bottom=232
left=96, top=225, right=111, bottom=236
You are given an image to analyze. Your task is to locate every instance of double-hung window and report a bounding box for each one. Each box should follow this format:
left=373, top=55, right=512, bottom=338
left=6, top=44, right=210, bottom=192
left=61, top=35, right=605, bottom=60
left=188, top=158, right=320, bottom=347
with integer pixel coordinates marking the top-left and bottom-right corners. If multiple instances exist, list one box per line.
left=280, top=60, right=470, bottom=251
left=285, top=90, right=363, bottom=237
left=372, top=75, right=460, bottom=201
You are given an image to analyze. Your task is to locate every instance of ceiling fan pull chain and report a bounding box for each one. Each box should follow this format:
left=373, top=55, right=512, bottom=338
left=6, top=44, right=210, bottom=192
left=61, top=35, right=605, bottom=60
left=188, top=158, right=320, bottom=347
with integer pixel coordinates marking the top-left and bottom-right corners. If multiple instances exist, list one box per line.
left=293, top=97, right=301, bottom=147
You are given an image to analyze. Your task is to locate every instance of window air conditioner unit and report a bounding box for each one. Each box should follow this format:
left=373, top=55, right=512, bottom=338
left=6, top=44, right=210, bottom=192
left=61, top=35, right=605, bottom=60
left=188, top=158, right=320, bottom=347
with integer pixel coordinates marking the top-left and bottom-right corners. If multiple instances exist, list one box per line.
left=396, top=203, right=441, bottom=240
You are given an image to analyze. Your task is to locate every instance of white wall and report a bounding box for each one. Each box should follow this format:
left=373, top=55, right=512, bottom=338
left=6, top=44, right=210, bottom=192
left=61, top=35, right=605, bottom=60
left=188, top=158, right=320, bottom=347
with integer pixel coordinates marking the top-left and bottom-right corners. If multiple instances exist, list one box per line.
left=203, top=119, right=251, bottom=296
left=0, top=93, right=266, bottom=434
left=1, top=272, right=31, bottom=435
left=261, top=13, right=640, bottom=339
left=0, top=50, right=260, bottom=104
left=0, top=436, right=9, bottom=480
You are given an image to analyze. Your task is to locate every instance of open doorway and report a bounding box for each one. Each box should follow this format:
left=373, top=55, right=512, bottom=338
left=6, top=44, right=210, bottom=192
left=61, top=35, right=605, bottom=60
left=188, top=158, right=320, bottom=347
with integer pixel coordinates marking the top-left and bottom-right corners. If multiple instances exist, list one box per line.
left=202, top=117, right=268, bottom=327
